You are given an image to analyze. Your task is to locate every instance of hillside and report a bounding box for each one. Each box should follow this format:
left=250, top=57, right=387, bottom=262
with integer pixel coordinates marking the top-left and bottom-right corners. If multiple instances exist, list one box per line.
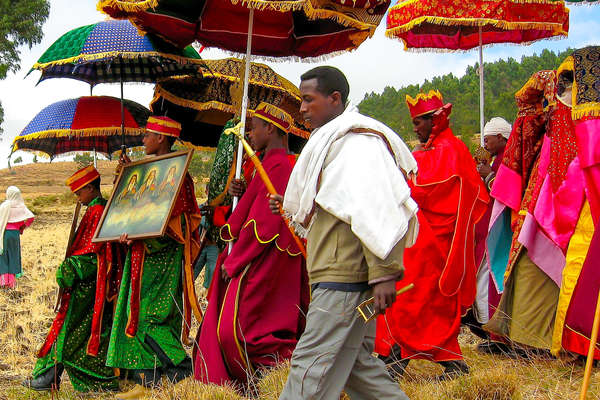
left=359, top=49, right=573, bottom=148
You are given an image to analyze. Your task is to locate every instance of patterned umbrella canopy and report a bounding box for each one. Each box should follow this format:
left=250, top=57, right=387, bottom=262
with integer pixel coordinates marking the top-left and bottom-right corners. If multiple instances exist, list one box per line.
left=386, top=0, right=569, bottom=51
left=30, top=19, right=203, bottom=86
left=12, top=96, right=150, bottom=158
left=386, top=0, right=569, bottom=139
left=151, top=58, right=309, bottom=144
left=98, top=0, right=389, bottom=58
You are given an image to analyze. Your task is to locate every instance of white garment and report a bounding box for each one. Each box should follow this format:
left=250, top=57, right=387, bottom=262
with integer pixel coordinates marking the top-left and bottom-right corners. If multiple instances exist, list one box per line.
left=283, top=105, right=419, bottom=260
left=0, top=186, right=34, bottom=254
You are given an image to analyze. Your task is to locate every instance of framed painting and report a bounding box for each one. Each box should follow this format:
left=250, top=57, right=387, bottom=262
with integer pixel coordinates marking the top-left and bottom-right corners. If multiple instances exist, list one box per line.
left=92, top=150, right=193, bottom=242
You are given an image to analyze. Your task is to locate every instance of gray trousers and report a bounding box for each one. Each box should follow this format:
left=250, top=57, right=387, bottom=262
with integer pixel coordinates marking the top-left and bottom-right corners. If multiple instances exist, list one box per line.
left=279, top=288, right=409, bottom=400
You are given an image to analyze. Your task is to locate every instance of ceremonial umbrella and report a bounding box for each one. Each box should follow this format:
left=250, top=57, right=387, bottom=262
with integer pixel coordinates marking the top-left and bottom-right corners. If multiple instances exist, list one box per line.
left=150, top=58, right=309, bottom=151
left=99, top=0, right=389, bottom=207
left=29, top=19, right=203, bottom=87
left=11, top=96, right=150, bottom=159
left=385, top=0, right=570, bottom=139
left=28, top=19, right=203, bottom=161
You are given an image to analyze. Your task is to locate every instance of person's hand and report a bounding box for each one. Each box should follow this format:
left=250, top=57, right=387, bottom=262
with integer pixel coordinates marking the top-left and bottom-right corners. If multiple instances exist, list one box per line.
left=372, top=280, right=397, bottom=315
left=477, top=163, right=492, bottom=179
left=118, top=233, right=133, bottom=246
left=119, top=151, right=131, bottom=165
left=228, top=179, right=246, bottom=197
left=221, top=264, right=230, bottom=281
left=268, top=194, right=283, bottom=215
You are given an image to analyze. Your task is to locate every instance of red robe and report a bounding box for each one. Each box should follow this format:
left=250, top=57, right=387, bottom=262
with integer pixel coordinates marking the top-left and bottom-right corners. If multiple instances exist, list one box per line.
left=194, top=148, right=309, bottom=385
left=376, top=128, right=489, bottom=361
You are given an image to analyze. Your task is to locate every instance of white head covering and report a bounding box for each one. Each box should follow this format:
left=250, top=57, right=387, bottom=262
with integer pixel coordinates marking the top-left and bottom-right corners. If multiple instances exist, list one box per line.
left=482, top=117, right=512, bottom=146
left=0, top=186, right=34, bottom=254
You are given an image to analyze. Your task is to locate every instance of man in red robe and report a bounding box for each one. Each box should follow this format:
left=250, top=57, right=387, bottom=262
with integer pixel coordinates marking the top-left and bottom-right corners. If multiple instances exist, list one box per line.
left=376, top=90, right=489, bottom=379
left=194, top=102, right=309, bottom=386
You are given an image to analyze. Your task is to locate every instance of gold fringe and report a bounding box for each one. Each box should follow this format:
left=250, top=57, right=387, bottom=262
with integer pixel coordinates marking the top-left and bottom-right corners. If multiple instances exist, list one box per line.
left=97, top=0, right=158, bottom=14
left=303, top=0, right=376, bottom=33
left=32, top=50, right=204, bottom=71
left=154, top=86, right=238, bottom=114
left=572, top=103, right=600, bottom=120
left=13, top=127, right=145, bottom=147
left=386, top=16, right=568, bottom=38
left=231, top=0, right=305, bottom=12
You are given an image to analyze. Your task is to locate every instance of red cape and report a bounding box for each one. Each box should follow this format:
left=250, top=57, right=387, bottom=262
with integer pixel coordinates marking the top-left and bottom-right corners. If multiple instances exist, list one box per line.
left=194, top=148, right=309, bottom=384
left=376, top=128, right=488, bottom=361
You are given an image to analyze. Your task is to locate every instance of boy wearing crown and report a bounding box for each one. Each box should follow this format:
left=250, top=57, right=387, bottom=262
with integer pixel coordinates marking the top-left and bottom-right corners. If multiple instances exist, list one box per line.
left=109, top=116, right=202, bottom=399
left=24, top=166, right=118, bottom=392
left=194, top=102, right=309, bottom=386
left=375, top=90, right=489, bottom=379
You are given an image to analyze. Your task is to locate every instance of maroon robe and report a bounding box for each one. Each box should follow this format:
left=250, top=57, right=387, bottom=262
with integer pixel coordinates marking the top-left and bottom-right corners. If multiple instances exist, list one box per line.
left=194, top=148, right=309, bottom=385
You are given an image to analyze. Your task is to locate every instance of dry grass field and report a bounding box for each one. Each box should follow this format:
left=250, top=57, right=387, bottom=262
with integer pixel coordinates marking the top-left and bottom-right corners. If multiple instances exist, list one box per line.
left=1, top=161, right=600, bottom=399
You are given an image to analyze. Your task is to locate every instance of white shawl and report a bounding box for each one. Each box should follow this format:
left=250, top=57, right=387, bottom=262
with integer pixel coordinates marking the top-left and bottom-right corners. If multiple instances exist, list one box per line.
left=283, top=105, right=419, bottom=259
left=0, top=186, right=34, bottom=254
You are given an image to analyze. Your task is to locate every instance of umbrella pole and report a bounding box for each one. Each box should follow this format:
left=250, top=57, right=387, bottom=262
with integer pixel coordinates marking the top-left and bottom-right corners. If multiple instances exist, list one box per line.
left=479, top=26, right=485, bottom=144
left=579, top=288, right=600, bottom=399
left=94, top=148, right=97, bottom=168
left=229, top=8, right=254, bottom=254
left=120, top=64, right=125, bottom=153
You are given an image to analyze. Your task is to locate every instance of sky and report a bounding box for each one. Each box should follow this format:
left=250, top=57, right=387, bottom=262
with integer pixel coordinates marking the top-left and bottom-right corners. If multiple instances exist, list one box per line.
left=0, top=0, right=599, bottom=169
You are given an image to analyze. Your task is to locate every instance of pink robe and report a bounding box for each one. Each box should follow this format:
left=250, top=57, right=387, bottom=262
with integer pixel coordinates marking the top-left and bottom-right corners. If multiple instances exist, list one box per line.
left=194, top=148, right=309, bottom=385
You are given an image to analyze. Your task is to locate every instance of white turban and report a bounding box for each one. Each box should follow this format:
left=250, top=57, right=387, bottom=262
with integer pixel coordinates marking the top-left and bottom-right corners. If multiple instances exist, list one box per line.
left=482, top=117, right=512, bottom=146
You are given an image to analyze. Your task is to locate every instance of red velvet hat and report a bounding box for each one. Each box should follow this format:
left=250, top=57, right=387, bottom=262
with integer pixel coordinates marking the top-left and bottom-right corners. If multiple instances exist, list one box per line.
left=406, top=90, right=445, bottom=119
left=146, top=115, right=181, bottom=138
left=252, top=102, right=294, bottom=133
left=66, top=165, right=100, bottom=193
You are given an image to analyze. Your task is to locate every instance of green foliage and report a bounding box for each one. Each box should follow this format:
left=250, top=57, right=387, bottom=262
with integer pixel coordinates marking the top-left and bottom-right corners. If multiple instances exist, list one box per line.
left=358, top=49, right=573, bottom=148
left=32, top=155, right=37, bottom=163
left=173, top=144, right=215, bottom=196
left=0, top=0, right=50, bottom=134
left=74, top=152, right=94, bottom=168
left=13, top=156, right=22, bottom=164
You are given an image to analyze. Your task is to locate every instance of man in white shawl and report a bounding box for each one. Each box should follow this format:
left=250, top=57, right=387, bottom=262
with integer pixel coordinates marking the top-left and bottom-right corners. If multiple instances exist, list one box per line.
left=0, top=186, right=34, bottom=288
left=272, top=66, right=418, bottom=400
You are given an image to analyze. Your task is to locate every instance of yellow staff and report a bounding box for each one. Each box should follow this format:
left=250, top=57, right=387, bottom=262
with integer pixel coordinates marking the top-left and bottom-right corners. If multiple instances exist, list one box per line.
left=226, top=123, right=307, bottom=259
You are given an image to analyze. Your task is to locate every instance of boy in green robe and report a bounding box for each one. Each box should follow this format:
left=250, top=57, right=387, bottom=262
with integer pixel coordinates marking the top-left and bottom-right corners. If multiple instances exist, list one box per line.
left=24, top=166, right=118, bottom=392
left=109, top=116, right=202, bottom=400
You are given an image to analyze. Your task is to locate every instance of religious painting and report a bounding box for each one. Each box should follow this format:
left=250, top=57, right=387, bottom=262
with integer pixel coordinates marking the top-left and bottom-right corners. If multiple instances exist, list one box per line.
left=93, top=150, right=193, bottom=242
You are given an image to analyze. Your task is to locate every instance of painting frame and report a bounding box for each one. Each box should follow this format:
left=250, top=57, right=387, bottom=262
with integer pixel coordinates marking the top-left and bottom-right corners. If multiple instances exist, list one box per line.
left=92, top=149, right=194, bottom=243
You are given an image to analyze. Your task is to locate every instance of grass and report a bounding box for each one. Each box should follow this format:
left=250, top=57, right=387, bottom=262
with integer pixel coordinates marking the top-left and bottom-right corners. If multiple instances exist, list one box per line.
left=1, top=162, right=600, bottom=399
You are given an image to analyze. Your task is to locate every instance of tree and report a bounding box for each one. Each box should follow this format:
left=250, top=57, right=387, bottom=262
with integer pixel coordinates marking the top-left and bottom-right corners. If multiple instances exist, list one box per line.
left=13, top=156, right=22, bottom=164
left=74, top=152, right=94, bottom=168
left=0, top=0, right=50, bottom=135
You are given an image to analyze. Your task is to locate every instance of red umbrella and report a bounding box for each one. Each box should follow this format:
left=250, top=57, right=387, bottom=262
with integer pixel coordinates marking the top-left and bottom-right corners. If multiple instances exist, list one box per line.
left=98, top=0, right=388, bottom=57
left=385, top=0, right=570, bottom=137
left=99, top=0, right=390, bottom=208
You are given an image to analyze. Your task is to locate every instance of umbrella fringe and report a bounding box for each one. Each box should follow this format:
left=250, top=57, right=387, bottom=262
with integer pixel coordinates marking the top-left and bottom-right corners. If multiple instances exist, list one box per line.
left=32, top=50, right=204, bottom=71
left=231, top=0, right=304, bottom=12
left=217, top=47, right=357, bottom=63
left=161, top=73, right=301, bottom=101
left=153, top=87, right=239, bottom=114
left=13, top=128, right=145, bottom=145
left=96, top=0, right=158, bottom=13
left=153, top=87, right=311, bottom=138
left=303, top=0, right=376, bottom=33
left=386, top=16, right=568, bottom=38
left=394, top=32, right=567, bottom=52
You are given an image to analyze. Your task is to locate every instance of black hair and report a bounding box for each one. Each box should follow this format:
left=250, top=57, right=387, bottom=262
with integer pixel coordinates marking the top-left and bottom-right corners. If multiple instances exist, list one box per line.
left=88, top=177, right=101, bottom=191
left=300, top=66, right=349, bottom=105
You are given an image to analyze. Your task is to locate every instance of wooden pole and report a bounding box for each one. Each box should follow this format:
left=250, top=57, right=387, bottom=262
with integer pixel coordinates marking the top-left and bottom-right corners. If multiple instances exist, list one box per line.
left=579, top=288, right=600, bottom=399
left=236, top=135, right=307, bottom=258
